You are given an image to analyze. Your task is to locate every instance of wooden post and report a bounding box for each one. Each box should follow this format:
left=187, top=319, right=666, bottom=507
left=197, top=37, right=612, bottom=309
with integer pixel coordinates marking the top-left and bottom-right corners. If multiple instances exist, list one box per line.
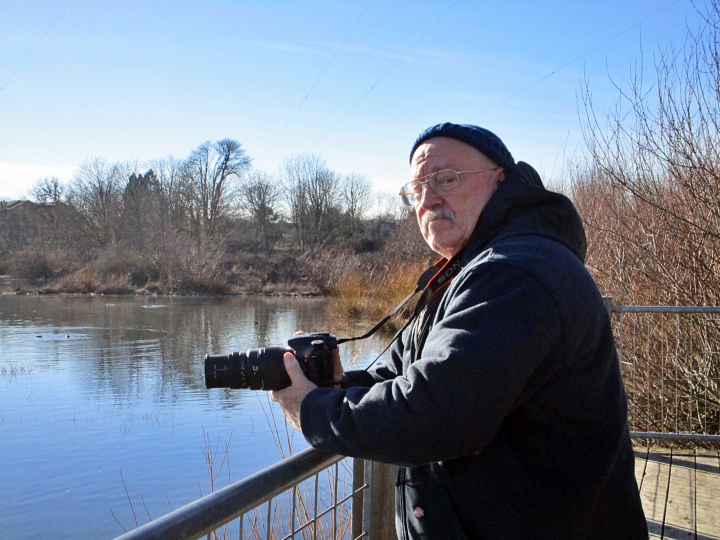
left=352, top=458, right=365, bottom=540
left=360, top=460, right=398, bottom=540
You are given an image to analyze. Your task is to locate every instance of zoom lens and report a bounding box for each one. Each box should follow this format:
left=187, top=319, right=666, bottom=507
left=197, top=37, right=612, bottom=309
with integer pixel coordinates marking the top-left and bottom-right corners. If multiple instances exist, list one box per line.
left=204, top=346, right=290, bottom=391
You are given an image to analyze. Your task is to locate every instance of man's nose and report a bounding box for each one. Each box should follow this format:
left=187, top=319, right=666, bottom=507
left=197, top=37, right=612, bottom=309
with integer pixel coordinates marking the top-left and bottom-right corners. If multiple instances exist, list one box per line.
left=418, top=182, right=442, bottom=209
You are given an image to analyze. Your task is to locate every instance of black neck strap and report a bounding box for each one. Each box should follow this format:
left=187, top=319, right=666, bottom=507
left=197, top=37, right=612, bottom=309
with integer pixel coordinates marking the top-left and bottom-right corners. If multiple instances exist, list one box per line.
left=337, top=253, right=464, bottom=345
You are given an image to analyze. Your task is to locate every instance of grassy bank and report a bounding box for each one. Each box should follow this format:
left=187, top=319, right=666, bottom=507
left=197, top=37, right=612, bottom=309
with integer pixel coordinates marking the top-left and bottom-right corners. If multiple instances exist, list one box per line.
left=2, top=240, right=435, bottom=334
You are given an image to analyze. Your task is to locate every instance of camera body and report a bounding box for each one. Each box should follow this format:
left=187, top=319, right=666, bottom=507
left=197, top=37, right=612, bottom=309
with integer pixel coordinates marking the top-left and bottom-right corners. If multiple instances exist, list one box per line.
left=204, top=332, right=337, bottom=391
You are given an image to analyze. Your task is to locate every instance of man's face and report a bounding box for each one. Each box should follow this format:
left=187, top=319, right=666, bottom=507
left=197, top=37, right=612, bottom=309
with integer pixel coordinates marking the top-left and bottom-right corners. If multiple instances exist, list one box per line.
left=410, top=137, right=505, bottom=259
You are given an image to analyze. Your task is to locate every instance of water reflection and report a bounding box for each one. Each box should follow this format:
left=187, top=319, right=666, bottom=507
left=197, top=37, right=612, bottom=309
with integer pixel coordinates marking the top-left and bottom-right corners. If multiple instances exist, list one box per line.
left=1, top=295, right=337, bottom=401
left=0, top=295, right=385, bottom=539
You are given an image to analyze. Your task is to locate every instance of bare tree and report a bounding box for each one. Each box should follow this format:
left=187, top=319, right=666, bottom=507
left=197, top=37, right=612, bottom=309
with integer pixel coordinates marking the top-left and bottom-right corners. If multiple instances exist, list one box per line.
left=280, top=154, right=342, bottom=252
left=372, top=189, right=403, bottom=221
left=239, top=170, right=282, bottom=258
left=337, top=172, right=372, bottom=244
left=148, top=156, right=188, bottom=234
left=66, top=158, right=127, bottom=249
left=574, top=0, right=720, bottom=306
left=30, top=176, right=65, bottom=204
left=341, top=172, right=372, bottom=221
left=182, top=139, right=252, bottom=242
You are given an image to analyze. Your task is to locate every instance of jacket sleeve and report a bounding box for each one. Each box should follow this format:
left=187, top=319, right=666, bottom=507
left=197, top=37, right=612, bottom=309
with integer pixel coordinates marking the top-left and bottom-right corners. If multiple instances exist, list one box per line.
left=300, top=261, right=565, bottom=466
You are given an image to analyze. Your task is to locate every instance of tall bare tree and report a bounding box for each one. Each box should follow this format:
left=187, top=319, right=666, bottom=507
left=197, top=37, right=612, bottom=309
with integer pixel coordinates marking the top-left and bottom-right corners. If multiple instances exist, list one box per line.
left=147, top=156, right=187, bottom=234
left=341, top=172, right=372, bottom=221
left=67, top=158, right=127, bottom=249
left=182, top=139, right=252, bottom=242
left=338, top=172, right=372, bottom=244
left=280, top=154, right=341, bottom=252
left=239, top=170, right=282, bottom=258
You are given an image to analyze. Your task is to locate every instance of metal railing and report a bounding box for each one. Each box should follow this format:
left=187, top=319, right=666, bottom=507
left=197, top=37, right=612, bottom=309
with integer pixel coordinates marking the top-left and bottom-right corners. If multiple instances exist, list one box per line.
left=114, top=448, right=364, bottom=540
left=609, top=301, right=720, bottom=443
left=115, top=303, right=720, bottom=539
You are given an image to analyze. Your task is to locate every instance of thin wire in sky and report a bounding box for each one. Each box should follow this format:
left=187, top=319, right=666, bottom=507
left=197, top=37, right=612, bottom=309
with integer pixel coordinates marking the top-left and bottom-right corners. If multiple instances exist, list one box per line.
left=0, top=14, right=22, bottom=51
left=0, top=0, right=74, bottom=95
left=258, top=0, right=375, bottom=167
left=370, top=0, right=685, bottom=181
left=311, top=0, right=460, bottom=152
left=0, top=0, right=30, bottom=54
left=469, top=0, right=683, bottom=121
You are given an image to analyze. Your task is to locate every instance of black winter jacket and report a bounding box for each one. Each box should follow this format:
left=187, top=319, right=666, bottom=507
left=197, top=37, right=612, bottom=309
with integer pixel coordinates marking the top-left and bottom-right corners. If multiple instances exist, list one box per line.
left=300, top=163, right=648, bottom=539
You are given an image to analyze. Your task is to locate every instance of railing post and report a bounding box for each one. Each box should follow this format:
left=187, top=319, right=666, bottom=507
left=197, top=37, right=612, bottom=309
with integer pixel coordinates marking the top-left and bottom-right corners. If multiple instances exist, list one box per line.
left=362, top=460, right=397, bottom=540
left=603, top=296, right=613, bottom=318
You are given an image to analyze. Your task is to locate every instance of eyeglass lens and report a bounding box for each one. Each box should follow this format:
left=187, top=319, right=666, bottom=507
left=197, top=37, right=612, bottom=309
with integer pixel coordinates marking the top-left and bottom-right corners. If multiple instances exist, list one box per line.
left=400, top=170, right=461, bottom=206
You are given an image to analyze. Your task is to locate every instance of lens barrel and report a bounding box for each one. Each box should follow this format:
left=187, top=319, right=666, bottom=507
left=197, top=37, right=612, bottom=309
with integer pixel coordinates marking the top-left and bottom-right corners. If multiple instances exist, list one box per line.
left=204, top=346, right=290, bottom=391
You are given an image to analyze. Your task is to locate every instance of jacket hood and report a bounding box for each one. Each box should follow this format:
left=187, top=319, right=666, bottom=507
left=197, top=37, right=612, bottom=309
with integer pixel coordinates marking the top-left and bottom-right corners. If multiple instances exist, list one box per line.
left=461, top=161, right=587, bottom=263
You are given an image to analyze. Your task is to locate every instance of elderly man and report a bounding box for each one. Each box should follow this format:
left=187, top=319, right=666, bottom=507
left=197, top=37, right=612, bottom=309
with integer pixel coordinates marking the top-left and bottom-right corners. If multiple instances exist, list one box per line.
left=272, top=123, right=647, bottom=539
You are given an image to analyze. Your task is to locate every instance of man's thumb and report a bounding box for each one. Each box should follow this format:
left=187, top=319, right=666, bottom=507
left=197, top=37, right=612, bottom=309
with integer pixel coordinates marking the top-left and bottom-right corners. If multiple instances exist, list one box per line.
left=283, top=352, right=303, bottom=383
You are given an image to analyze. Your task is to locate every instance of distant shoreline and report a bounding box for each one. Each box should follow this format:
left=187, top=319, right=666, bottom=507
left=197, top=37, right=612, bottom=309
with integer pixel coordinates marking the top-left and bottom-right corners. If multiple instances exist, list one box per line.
left=0, top=282, right=325, bottom=298
left=0, top=272, right=324, bottom=297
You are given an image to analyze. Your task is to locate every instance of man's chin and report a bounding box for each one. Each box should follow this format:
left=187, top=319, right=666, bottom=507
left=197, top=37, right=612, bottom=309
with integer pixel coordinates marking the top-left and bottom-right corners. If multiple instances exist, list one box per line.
left=425, top=232, right=461, bottom=258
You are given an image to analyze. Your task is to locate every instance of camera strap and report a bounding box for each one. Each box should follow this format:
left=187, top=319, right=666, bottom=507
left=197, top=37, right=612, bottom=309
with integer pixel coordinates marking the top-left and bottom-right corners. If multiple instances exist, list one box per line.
left=334, top=253, right=466, bottom=385
left=337, top=253, right=464, bottom=346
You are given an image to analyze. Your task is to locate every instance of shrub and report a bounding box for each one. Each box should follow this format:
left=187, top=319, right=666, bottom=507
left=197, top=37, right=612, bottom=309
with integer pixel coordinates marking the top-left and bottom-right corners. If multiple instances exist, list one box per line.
left=7, top=249, right=58, bottom=282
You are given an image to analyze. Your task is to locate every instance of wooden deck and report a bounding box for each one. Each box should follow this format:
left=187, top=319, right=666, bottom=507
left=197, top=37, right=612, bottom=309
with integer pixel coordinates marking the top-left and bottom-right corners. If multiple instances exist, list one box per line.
left=635, top=447, right=720, bottom=539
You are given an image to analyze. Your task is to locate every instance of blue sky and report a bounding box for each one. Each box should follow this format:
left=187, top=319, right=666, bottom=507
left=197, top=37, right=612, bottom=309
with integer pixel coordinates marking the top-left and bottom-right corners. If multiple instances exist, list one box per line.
left=0, top=0, right=707, bottom=200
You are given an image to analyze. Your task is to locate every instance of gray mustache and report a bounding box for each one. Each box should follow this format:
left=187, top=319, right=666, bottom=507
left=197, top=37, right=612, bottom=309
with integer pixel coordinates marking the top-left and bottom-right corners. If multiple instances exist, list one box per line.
left=421, top=207, right=457, bottom=228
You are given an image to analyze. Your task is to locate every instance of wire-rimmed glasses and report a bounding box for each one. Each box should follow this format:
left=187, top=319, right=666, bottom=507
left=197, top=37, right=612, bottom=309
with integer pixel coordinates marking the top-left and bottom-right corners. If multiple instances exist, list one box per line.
left=398, top=168, right=499, bottom=207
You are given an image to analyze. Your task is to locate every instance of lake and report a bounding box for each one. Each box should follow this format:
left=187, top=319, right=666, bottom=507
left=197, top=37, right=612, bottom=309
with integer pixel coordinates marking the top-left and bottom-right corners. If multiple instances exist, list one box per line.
left=0, top=295, right=384, bottom=539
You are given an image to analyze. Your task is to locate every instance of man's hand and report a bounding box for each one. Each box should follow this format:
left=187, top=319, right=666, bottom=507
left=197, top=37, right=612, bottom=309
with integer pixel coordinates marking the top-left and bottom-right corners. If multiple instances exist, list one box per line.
left=270, top=352, right=318, bottom=432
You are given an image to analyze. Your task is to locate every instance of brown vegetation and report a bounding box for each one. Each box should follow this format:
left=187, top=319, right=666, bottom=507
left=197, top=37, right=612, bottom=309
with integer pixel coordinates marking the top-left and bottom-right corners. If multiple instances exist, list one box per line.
left=572, top=2, right=720, bottom=305
left=572, top=1, right=720, bottom=436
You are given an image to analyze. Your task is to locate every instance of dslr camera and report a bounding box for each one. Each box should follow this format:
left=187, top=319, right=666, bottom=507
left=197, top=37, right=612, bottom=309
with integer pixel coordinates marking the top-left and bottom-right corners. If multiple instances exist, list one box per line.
left=204, top=332, right=337, bottom=391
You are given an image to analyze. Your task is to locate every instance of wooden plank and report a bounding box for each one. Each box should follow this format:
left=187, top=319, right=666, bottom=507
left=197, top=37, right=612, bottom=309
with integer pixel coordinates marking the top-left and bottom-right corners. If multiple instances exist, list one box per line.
left=663, top=448, right=695, bottom=538
left=695, top=450, right=720, bottom=539
left=639, top=449, right=671, bottom=539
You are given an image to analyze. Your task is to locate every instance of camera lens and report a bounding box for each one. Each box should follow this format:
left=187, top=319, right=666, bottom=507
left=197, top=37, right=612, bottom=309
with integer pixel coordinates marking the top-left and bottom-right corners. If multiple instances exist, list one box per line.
left=204, top=346, right=290, bottom=391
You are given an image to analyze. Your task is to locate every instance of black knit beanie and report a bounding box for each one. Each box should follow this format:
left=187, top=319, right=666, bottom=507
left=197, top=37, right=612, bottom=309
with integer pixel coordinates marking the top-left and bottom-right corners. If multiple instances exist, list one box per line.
left=409, top=123, right=515, bottom=170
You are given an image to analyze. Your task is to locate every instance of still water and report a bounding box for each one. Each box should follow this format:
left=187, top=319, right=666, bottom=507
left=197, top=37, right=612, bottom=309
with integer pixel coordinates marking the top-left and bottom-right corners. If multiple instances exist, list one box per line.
left=0, top=295, right=384, bottom=539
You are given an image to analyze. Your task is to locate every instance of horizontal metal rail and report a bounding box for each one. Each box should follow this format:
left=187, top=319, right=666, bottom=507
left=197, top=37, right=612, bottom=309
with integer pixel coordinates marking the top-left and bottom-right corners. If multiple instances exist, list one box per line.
left=630, top=431, right=720, bottom=442
left=612, top=305, right=720, bottom=314
left=114, top=448, right=342, bottom=540
left=609, top=301, right=720, bottom=443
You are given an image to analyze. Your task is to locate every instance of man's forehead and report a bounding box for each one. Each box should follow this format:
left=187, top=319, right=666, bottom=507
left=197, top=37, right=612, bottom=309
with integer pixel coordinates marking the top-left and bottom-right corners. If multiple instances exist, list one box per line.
left=411, top=160, right=450, bottom=180
left=411, top=139, right=490, bottom=177
left=413, top=153, right=450, bottom=169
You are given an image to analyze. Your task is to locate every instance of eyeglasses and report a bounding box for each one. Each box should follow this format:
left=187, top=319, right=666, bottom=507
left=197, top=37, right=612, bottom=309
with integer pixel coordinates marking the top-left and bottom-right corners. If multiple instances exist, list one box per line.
left=398, top=168, right=500, bottom=207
